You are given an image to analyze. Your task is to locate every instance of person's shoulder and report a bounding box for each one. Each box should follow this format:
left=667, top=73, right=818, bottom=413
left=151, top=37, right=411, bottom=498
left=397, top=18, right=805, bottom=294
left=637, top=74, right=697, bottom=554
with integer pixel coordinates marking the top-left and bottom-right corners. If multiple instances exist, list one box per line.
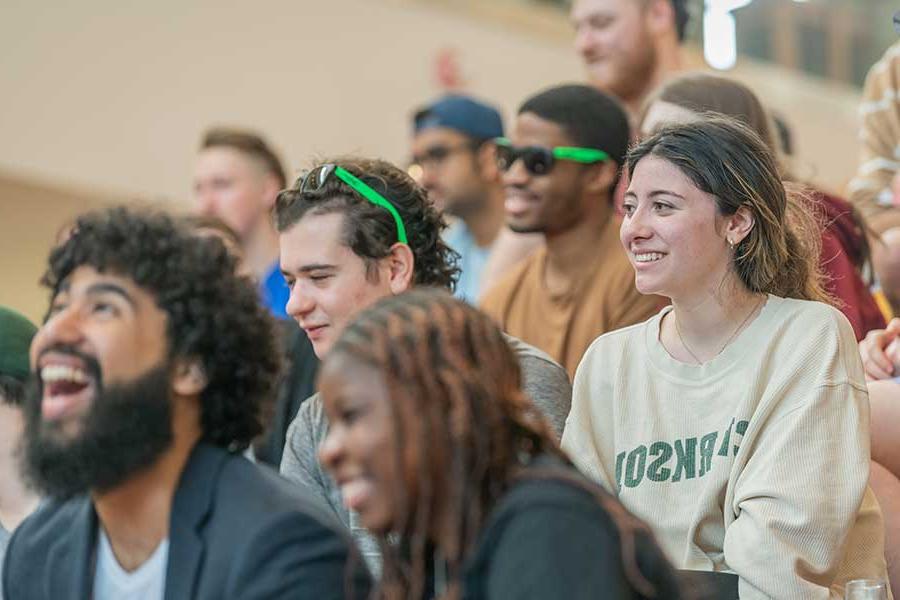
left=771, top=296, right=850, bottom=336
left=8, top=497, right=87, bottom=550
left=217, top=451, right=334, bottom=520
left=4, top=496, right=90, bottom=582
left=492, top=456, right=607, bottom=517
left=503, top=334, right=558, bottom=368
left=295, top=391, right=324, bottom=424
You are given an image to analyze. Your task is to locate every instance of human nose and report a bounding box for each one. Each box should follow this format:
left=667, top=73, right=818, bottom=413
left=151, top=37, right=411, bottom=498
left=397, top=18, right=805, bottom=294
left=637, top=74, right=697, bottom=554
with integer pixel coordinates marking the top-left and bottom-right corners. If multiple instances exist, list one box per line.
left=33, top=304, right=84, bottom=361
left=621, top=204, right=652, bottom=246
left=195, top=188, right=216, bottom=216
left=285, top=282, right=315, bottom=321
left=420, top=163, right=440, bottom=190
left=574, top=27, right=593, bottom=55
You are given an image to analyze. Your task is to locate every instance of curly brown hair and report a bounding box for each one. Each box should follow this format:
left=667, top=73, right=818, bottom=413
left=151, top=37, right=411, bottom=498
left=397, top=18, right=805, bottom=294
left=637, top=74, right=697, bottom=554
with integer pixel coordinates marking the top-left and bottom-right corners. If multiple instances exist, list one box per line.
left=41, top=206, right=283, bottom=450
left=273, top=156, right=459, bottom=290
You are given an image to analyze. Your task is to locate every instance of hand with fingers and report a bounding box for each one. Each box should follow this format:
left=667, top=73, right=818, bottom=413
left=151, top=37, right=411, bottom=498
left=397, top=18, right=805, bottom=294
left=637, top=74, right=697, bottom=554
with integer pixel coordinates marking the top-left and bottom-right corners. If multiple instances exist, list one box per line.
left=860, top=318, right=900, bottom=380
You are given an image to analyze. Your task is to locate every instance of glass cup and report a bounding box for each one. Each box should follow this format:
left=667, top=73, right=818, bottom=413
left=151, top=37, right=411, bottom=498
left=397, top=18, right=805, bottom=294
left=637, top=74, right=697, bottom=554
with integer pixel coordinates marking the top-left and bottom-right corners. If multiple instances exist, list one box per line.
left=845, top=579, right=888, bottom=600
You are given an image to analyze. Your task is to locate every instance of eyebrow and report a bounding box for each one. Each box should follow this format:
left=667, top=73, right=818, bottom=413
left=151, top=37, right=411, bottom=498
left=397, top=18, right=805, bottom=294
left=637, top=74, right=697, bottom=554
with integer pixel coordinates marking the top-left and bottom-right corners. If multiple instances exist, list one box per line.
left=646, top=190, right=686, bottom=200
left=281, top=263, right=337, bottom=277
left=86, top=282, right=137, bottom=308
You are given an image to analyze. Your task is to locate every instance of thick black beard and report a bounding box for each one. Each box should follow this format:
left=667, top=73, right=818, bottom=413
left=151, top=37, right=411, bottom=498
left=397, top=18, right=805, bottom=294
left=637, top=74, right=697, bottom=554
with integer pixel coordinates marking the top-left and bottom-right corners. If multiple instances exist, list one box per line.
left=21, top=363, right=173, bottom=499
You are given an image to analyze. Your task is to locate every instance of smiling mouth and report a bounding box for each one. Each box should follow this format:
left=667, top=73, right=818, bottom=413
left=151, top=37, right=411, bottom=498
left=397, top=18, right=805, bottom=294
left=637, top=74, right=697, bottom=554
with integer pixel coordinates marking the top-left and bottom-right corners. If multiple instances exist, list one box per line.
left=633, top=252, right=665, bottom=263
left=40, top=364, right=95, bottom=421
left=303, top=324, right=329, bottom=339
left=339, top=477, right=374, bottom=512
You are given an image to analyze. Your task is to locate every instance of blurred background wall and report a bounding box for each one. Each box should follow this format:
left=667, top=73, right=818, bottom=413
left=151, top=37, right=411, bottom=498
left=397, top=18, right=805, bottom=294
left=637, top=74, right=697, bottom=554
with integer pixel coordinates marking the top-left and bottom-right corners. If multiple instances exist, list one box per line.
left=0, top=0, right=886, bottom=322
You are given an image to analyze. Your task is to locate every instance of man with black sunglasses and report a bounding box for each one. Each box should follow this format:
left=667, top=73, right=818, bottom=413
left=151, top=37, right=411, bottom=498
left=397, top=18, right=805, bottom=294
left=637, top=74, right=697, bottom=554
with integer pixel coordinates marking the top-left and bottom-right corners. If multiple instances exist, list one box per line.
left=480, top=84, right=661, bottom=379
left=411, top=95, right=541, bottom=303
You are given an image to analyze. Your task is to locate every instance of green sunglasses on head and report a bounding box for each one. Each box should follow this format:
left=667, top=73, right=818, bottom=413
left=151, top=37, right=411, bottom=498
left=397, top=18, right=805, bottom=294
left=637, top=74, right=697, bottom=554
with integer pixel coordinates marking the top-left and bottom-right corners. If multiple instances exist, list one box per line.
left=297, top=164, right=408, bottom=245
left=494, top=137, right=609, bottom=176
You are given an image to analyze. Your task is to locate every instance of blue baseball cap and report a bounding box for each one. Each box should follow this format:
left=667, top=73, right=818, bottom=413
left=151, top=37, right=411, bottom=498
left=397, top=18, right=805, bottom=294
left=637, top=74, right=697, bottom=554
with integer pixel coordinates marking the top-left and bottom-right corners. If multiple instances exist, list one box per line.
left=413, top=94, right=504, bottom=140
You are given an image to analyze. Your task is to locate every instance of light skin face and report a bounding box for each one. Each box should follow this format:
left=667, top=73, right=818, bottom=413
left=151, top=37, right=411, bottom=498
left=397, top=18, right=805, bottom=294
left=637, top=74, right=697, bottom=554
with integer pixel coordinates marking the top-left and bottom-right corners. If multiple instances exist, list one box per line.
left=318, top=355, right=401, bottom=533
left=640, top=99, right=701, bottom=138
left=502, top=112, right=603, bottom=235
left=29, top=267, right=170, bottom=440
left=621, top=155, right=752, bottom=303
left=571, top=0, right=658, bottom=104
left=411, top=127, right=493, bottom=216
left=193, top=147, right=279, bottom=240
left=279, top=212, right=414, bottom=358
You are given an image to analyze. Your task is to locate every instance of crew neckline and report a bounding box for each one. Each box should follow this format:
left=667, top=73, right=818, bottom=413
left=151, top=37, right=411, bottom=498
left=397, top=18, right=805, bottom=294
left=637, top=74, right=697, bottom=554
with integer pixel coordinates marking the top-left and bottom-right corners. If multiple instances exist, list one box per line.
left=644, top=294, right=781, bottom=384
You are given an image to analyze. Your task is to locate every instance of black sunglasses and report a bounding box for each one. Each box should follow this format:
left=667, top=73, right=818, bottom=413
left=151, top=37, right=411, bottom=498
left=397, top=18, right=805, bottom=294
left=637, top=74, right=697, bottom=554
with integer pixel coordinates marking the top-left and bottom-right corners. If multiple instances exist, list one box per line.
left=494, top=137, right=609, bottom=176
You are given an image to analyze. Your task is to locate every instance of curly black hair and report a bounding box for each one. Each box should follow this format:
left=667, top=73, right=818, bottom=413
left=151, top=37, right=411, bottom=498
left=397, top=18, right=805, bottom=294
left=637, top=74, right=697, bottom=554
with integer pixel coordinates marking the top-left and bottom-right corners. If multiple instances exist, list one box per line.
left=273, top=156, right=460, bottom=290
left=40, top=206, right=283, bottom=450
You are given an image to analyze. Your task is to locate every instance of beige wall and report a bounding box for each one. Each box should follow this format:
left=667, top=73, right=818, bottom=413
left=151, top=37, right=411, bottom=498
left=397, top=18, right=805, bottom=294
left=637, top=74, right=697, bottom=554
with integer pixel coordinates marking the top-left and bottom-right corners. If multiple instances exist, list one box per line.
left=0, top=171, right=116, bottom=324
left=0, top=0, right=868, bottom=320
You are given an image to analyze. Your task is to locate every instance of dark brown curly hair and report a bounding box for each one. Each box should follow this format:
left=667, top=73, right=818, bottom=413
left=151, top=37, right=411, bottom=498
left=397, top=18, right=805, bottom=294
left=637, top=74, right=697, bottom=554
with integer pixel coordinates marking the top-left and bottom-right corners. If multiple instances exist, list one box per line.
left=273, top=156, right=460, bottom=291
left=41, top=206, right=283, bottom=450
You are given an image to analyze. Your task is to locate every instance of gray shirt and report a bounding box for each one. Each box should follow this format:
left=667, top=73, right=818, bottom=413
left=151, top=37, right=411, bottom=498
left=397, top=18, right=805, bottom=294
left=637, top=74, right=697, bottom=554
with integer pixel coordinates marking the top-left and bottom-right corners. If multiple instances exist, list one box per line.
left=279, top=334, right=571, bottom=573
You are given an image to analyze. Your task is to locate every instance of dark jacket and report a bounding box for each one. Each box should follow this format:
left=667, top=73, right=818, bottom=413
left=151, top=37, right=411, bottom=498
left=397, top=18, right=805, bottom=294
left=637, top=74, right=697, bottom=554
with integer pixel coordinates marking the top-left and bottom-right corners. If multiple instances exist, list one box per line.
left=452, top=456, right=682, bottom=600
left=2, top=443, right=370, bottom=600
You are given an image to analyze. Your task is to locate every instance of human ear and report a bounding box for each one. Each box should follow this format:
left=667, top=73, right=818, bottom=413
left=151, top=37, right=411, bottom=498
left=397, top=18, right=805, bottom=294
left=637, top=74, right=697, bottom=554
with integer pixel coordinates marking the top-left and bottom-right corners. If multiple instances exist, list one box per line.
left=172, top=359, right=208, bottom=396
left=645, top=0, right=675, bottom=37
left=725, top=206, right=755, bottom=246
left=386, top=243, right=415, bottom=295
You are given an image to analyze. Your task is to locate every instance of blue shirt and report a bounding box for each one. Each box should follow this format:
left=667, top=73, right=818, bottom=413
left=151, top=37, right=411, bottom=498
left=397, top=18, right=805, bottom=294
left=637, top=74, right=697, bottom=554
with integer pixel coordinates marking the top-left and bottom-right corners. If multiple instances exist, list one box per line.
left=444, top=221, right=492, bottom=304
left=260, top=261, right=290, bottom=319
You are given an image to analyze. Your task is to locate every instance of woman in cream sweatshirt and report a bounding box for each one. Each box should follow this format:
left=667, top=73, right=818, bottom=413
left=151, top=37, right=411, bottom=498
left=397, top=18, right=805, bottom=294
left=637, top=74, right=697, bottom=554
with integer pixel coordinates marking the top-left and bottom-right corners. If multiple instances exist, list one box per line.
left=561, top=117, right=890, bottom=599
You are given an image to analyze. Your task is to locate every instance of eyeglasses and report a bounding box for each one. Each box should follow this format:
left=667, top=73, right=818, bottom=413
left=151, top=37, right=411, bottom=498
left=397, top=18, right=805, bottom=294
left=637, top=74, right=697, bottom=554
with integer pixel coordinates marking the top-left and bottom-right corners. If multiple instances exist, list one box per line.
left=494, top=137, right=609, bottom=176
left=411, top=142, right=477, bottom=170
left=296, top=164, right=408, bottom=244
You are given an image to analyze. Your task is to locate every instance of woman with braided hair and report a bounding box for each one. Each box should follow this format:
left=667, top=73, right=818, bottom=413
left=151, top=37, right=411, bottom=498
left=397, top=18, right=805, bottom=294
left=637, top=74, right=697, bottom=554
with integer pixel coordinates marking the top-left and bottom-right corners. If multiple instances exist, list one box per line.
left=317, top=288, right=681, bottom=599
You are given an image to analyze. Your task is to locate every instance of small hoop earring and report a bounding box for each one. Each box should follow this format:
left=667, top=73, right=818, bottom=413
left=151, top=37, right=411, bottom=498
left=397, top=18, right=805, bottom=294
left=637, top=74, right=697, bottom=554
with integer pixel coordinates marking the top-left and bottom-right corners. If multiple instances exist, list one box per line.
left=727, top=238, right=734, bottom=249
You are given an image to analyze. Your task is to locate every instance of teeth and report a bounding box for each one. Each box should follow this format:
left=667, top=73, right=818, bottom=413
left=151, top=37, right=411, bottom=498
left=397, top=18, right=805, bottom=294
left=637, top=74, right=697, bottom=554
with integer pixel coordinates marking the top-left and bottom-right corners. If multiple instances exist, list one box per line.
left=41, top=365, right=89, bottom=384
left=634, top=252, right=664, bottom=263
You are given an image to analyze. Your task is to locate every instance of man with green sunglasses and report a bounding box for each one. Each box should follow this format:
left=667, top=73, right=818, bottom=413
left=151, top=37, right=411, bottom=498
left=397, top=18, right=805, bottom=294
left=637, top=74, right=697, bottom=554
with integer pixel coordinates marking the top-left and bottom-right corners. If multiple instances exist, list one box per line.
left=480, top=84, right=661, bottom=379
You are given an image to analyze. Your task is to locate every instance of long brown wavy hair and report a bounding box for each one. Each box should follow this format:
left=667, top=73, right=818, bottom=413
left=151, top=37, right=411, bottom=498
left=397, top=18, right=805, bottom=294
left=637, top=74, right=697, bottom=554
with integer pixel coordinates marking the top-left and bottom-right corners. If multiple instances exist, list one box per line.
left=640, top=72, right=874, bottom=283
left=628, top=117, right=830, bottom=303
left=327, top=288, right=663, bottom=599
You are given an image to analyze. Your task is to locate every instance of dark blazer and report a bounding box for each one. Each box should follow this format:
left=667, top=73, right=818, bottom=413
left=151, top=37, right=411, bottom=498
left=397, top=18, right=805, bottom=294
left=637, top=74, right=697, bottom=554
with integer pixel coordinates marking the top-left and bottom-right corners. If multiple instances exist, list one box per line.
left=2, top=443, right=370, bottom=599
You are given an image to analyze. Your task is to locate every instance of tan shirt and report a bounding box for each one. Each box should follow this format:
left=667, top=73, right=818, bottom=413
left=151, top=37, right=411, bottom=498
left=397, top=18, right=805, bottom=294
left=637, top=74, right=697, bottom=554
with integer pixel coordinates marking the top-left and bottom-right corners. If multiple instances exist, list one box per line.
left=479, top=218, right=659, bottom=379
left=562, top=296, right=890, bottom=599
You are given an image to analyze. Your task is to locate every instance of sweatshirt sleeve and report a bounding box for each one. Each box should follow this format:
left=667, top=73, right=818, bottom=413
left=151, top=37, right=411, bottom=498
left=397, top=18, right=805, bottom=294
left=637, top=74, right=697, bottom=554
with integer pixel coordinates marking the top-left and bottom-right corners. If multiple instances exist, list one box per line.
left=562, top=340, right=617, bottom=491
left=724, top=378, right=872, bottom=600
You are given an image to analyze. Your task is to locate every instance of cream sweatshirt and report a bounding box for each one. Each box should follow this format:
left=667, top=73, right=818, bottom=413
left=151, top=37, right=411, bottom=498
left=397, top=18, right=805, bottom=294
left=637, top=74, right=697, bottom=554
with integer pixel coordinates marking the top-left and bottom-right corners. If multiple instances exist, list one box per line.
left=562, top=295, right=890, bottom=599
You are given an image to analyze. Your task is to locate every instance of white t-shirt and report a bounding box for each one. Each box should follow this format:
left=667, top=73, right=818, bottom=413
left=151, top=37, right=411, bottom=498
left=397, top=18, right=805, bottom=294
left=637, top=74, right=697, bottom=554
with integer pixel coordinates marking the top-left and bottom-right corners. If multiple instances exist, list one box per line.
left=93, top=528, right=169, bottom=600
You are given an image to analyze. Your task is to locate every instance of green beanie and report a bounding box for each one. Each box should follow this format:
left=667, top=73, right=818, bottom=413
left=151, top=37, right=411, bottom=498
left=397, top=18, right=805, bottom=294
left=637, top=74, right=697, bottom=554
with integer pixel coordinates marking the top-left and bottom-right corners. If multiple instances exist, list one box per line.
left=0, top=306, right=38, bottom=383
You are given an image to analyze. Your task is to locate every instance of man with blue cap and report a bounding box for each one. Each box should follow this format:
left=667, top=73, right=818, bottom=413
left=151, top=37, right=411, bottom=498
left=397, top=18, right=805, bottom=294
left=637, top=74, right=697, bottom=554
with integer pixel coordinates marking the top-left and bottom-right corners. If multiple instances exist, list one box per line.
left=0, top=306, right=41, bottom=597
left=411, top=94, right=539, bottom=302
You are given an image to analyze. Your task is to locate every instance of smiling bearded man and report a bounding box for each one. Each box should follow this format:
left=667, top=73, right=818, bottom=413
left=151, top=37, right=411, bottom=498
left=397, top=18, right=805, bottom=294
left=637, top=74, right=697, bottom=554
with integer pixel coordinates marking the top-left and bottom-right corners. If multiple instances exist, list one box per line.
left=4, top=207, right=370, bottom=600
